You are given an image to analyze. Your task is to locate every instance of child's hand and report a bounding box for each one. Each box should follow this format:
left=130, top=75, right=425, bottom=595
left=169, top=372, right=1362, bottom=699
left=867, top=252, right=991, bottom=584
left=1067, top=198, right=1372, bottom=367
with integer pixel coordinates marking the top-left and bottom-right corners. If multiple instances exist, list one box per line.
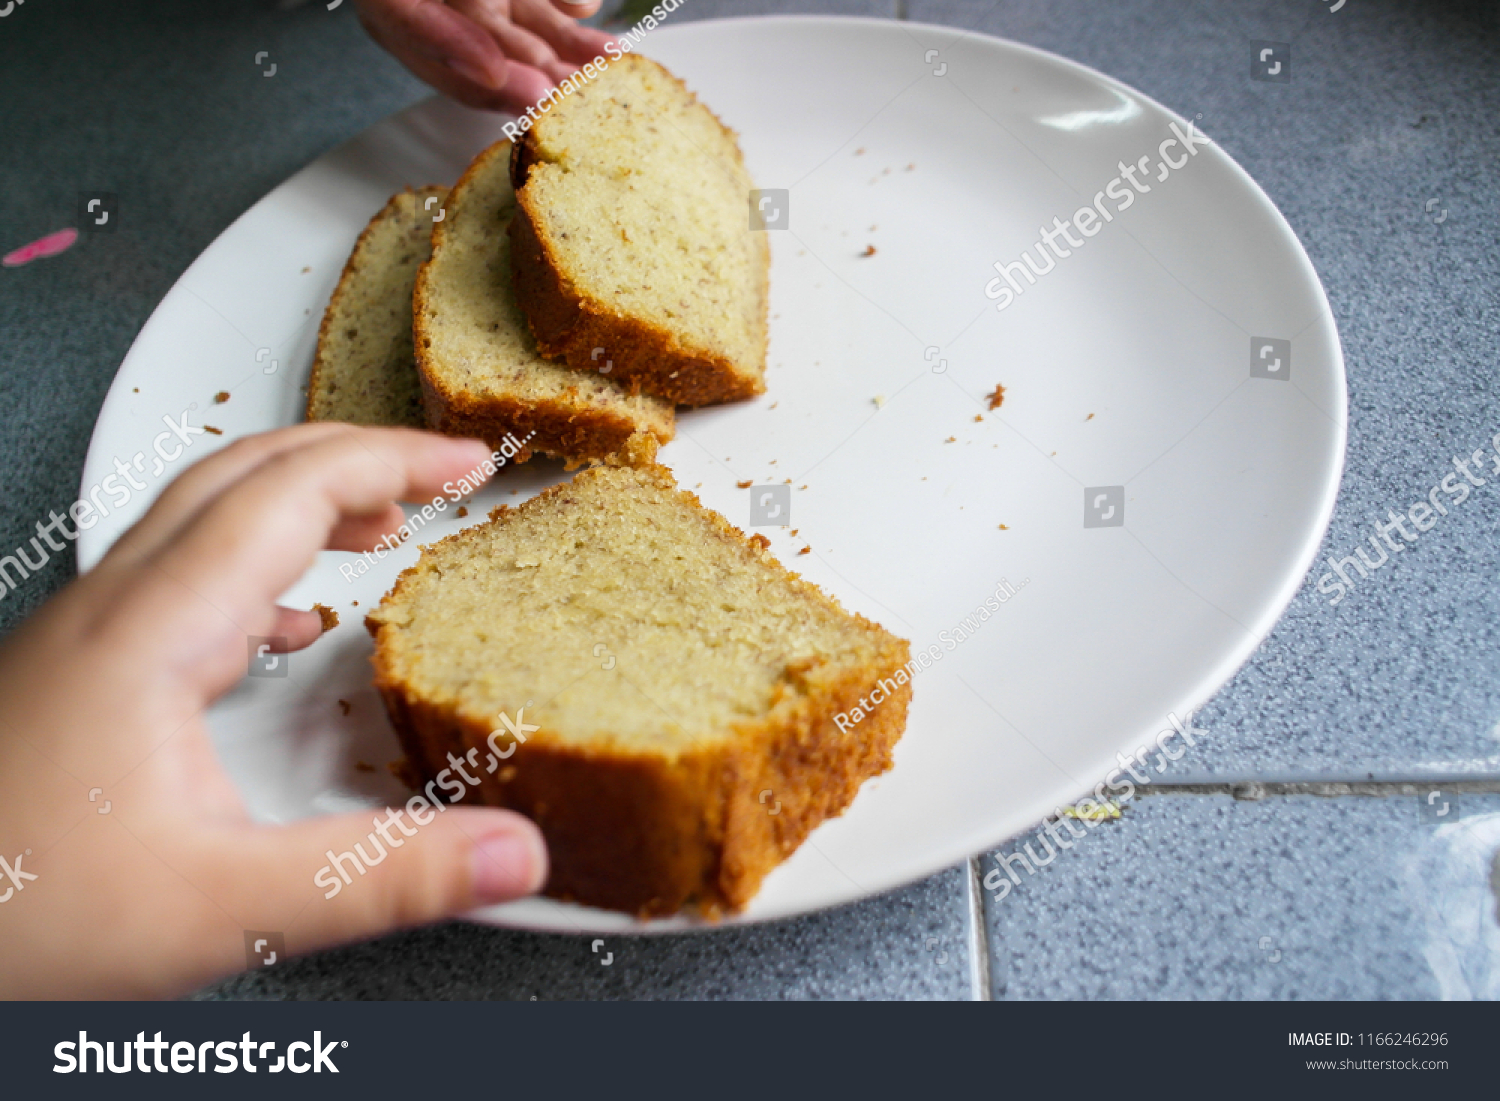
left=0, top=425, right=548, bottom=999
left=353, top=0, right=616, bottom=113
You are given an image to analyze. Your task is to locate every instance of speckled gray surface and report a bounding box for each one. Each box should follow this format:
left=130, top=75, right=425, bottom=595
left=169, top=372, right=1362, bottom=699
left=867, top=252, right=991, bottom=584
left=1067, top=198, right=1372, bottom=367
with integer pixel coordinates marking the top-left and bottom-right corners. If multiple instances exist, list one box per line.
left=200, top=864, right=969, bottom=1001
left=981, top=792, right=1500, bottom=1000
left=1, top=0, right=1497, bottom=1000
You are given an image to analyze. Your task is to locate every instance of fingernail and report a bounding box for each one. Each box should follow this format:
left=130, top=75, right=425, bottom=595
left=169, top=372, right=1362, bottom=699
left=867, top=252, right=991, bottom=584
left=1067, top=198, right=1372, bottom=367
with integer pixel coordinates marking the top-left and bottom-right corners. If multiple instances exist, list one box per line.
left=448, top=57, right=500, bottom=89
left=471, top=828, right=546, bottom=903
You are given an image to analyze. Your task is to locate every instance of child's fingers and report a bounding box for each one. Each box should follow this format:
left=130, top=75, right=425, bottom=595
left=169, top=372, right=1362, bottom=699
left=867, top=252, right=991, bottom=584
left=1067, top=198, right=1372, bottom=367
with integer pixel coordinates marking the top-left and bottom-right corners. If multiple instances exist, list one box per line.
left=360, top=0, right=511, bottom=86
left=451, top=0, right=576, bottom=84
left=245, top=806, right=547, bottom=959
left=548, top=0, right=601, bottom=19
left=146, top=429, right=493, bottom=627
left=518, top=0, right=617, bottom=65
left=325, top=502, right=411, bottom=553
left=266, top=607, right=327, bottom=653
left=100, top=423, right=360, bottom=576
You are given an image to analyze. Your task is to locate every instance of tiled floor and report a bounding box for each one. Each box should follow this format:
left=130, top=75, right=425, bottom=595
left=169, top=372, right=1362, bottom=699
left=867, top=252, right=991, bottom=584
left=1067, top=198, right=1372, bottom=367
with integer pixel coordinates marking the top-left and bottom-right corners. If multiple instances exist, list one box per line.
left=1, top=0, right=1496, bottom=999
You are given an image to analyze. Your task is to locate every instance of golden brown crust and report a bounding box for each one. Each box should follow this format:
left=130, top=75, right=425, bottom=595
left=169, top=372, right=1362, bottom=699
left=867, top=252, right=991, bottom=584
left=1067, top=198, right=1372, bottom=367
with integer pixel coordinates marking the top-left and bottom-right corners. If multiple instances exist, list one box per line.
left=306, top=186, right=443, bottom=424
left=509, top=58, right=770, bottom=409
left=366, top=465, right=911, bottom=916
left=508, top=198, right=765, bottom=408
left=414, top=141, right=671, bottom=467
left=372, top=631, right=909, bottom=918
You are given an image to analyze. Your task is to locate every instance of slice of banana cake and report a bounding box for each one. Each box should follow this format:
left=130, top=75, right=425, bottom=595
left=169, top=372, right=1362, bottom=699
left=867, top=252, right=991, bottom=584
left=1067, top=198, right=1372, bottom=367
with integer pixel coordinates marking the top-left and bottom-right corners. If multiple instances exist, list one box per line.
left=510, top=55, right=769, bottom=408
left=306, top=186, right=445, bottom=428
left=366, top=464, right=910, bottom=917
left=415, top=139, right=674, bottom=467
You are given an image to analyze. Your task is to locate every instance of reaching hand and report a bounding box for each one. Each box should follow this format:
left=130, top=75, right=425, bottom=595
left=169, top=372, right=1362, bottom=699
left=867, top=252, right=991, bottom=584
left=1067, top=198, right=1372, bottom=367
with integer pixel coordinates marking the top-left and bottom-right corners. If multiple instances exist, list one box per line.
left=353, top=0, right=617, bottom=113
left=0, top=425, right=549, bottom=999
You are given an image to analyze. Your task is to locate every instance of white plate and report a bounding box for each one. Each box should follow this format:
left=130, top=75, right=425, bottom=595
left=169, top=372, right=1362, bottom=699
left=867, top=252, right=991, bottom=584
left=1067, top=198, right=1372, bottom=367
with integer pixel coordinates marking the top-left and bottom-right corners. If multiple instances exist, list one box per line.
left=79, top=16, right=1345, bottom=933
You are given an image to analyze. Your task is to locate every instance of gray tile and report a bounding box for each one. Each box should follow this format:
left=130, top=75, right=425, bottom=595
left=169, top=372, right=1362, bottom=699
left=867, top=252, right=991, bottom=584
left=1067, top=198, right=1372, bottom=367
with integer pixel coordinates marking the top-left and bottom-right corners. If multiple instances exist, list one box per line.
left=981, top=791, right=1500, bottom=999
left=197, top=864, right=971, bottom=1000
left=906, top=0, right=1500, bottom=779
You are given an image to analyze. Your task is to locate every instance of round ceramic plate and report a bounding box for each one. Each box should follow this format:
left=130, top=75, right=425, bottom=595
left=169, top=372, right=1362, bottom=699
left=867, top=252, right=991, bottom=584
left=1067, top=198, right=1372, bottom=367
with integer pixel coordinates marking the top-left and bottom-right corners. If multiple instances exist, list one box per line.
left=79, top=16, right=1345, bottom=933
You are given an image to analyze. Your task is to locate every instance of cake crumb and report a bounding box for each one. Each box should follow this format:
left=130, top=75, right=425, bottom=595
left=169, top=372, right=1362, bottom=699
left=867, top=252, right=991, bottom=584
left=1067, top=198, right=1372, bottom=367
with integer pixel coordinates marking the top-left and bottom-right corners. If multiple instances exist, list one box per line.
left=798, top=546, right=811, bottom=555
left=338, top=700, right=352, bottom=716
left=1086, top=412, right=1095, bottom=421
left=861, top=245, right=877, bottom=257
left=784, top=478, right=792, bottom=484
left=214, top=391, right=230, bottom=404
left=204, top=425, right=223, bottom=435
left=351, top=601, right=359, bottom=606
left=456, top=506, right=469, bottom=518
left=301, top=266, right=311, bottom=274
left=737, top=480, right=753, bottom=489
left=132, top=387, right=139, bottom=393
left=944, top=436, right=956, bottom=443
left=999, top=524, right=1009, bottom=530
left=855, top=147, right=865, bottom=155
left=791, top=529, right=799, bottom=536
left=986, top=384, right=1006, bottom=410
left=799, top=485, right=808, bottom=490
left=906, top=163, right=915, bottom=171
left=974, top=414, right=984, bottom=423
left=313, top=603, right=340, bottom=631
left=873, top=394, right=888, bottom=408
left=769, top=402, right=778, bottom=409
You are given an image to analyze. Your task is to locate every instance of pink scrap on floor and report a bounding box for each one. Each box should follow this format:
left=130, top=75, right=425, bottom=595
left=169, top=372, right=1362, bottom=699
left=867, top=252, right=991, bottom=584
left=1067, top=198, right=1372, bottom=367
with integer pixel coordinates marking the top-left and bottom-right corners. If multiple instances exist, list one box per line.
left=3, top=228, right=79, bottom=268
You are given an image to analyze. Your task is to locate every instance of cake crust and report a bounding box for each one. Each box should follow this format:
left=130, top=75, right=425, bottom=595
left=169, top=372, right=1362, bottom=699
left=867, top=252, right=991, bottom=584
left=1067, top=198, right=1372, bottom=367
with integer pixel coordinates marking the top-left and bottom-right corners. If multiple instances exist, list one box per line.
left=508, top=195, right=767, bottom=409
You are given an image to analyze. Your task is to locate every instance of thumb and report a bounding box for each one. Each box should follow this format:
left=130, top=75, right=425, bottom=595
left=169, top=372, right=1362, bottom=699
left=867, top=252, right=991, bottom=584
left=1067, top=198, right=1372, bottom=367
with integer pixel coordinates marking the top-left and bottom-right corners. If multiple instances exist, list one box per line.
left=249, top=805, right=548, bottom=957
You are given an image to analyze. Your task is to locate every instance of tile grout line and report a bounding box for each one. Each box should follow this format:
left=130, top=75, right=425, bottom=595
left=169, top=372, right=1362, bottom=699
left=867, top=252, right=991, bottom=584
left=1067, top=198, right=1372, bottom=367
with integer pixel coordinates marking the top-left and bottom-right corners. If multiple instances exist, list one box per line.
left=1140, top=779, right=1500, bottom=797
left=965, top=855, right=992, bottom=1001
